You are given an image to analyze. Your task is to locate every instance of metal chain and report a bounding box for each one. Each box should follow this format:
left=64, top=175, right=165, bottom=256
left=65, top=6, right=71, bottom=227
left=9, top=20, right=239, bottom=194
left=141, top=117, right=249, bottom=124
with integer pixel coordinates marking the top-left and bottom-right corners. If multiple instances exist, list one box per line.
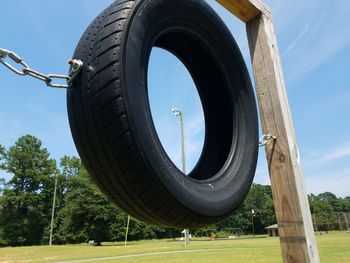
left=259, top=134, right=277, bottom=147
left=0, top=48, right=83, bottom=88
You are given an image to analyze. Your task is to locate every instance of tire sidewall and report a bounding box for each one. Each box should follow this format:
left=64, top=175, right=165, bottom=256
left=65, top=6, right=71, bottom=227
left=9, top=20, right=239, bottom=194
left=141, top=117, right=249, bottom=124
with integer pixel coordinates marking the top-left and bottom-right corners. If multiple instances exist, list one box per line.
left=122, top=0, right=258, bottom=217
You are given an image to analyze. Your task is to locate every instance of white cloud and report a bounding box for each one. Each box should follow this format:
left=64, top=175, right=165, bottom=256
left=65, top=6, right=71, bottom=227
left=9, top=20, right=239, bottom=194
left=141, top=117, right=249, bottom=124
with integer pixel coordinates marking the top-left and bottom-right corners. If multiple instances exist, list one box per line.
left=282, top=23, right=310, bottom=57
left=305, top=169, right=350, bottom=197
left=301, top=140, right=350, bottom=197
left=209, top=0, right=350, bottom=81
left=301, top=90, right=350, bottom=123
left=253, top=145, right=350, bottom=197
left=289, top=28, right=350, bottom=80
left=321, top=143, right=350, bottom=163
left=304, top=141, right=350, bottom=169
left=264, top=0, right=350, bottom=80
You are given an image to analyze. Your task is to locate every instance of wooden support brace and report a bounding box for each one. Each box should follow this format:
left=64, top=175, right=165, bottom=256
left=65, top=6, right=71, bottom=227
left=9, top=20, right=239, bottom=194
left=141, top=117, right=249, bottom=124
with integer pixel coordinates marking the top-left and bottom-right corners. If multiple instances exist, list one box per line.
left=216, top=1, right=320, bottom=262
left=216, top=0, right=271, bottom=22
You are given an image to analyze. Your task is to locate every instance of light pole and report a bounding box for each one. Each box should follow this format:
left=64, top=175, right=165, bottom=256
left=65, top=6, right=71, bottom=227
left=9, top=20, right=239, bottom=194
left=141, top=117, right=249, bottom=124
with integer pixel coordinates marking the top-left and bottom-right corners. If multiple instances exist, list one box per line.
left=251, top=209, right=255, bottom=238
left=171, top=108, right=189, bottom=246
left=124, top=215, right=131, bottom=246
left=49, top=172, right=58, bottom=246
left=171, top=108, right=186, bottom=174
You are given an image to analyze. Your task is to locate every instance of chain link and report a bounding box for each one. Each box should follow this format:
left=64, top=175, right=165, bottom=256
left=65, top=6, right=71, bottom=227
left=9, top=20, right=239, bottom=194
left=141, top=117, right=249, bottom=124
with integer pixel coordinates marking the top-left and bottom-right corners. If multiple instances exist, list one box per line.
left=0, top=48, right=83, bottom=88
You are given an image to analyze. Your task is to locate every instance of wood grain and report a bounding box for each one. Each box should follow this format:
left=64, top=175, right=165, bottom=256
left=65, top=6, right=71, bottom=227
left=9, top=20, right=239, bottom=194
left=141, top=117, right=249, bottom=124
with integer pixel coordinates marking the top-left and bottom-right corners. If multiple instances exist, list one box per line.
left=246, top=12, right=320, bottom=263
left=216, top=0, right=271, bottom=22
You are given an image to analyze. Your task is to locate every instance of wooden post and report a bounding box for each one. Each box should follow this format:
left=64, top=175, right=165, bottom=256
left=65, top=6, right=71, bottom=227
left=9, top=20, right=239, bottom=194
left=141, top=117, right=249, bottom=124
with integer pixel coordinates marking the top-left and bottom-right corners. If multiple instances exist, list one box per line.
left=216, top=1, right=320, bottom=262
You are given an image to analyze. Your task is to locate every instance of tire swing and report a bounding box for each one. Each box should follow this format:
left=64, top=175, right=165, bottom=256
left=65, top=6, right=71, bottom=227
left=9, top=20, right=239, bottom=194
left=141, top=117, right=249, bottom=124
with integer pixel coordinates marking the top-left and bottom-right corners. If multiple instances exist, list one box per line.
left=67, top=0, right=259, bottom=229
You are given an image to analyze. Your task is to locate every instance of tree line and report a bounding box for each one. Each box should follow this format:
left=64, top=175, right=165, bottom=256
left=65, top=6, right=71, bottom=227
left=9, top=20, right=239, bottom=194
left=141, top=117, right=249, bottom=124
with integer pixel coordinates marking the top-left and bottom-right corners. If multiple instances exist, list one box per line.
left=0, top=135, right=349, bottom=246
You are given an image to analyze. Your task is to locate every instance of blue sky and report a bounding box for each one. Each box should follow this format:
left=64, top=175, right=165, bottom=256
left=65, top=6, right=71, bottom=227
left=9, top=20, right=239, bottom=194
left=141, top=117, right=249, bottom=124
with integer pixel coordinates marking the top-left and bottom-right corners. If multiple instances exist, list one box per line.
left=0, top=0, right=349, bottom=197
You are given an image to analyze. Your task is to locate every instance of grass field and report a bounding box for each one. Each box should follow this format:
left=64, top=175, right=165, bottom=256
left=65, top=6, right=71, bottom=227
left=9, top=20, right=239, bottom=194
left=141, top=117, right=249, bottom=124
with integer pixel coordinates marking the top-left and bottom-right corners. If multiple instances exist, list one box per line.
left=1, top=232, right=349, bottom=263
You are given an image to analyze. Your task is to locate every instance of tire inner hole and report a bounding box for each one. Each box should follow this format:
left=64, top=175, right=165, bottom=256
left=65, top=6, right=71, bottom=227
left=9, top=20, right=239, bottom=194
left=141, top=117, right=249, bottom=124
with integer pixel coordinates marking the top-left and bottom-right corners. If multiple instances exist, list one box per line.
left=147, top=47, right=205, bottom=175
left=148, top=32, right=234, bottom=181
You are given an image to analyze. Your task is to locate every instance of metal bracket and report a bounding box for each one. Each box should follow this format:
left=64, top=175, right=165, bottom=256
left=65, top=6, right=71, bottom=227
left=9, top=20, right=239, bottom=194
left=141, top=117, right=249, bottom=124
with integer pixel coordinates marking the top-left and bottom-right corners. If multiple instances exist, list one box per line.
left=259, top=134, right=277, bottom=147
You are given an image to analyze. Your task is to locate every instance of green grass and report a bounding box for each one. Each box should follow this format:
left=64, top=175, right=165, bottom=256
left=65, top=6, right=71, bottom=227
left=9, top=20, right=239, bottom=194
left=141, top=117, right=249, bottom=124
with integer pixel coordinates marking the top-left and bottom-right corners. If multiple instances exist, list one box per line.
left=0, top=232, right=349, bottom=263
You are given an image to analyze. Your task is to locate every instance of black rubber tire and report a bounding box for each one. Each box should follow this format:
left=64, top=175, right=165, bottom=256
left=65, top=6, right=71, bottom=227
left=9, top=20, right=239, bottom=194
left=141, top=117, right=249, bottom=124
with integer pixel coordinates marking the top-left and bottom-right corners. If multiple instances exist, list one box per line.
left=67, top=0, right=258, bottom=228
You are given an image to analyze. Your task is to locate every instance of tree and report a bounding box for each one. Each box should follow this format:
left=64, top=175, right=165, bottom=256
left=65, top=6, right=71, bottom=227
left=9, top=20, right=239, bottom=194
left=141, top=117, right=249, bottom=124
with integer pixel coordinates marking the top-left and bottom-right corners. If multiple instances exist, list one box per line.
left=318, top=192, right=342, bottom=212
left=1, top=135, right=350, bottom=245
left=53, top=160, right=125, bottom=245
left=309, top=193, right=345, bottom=231
left=0, top=135, right=56, bottom=246
left=244, top=184, right=276, bottom=233
left=0, top=178, right=5, bottom=196
left=41, top=156, right=80, bottom=244
left=54, top=157, right=177, bottom=244
left=214, top=184, right=276, bottom=235
left=0, top=143, right=5, bottom=163
left=60, top=156, right=81, bottom=178
left=340, top=197, right=350, bottom=212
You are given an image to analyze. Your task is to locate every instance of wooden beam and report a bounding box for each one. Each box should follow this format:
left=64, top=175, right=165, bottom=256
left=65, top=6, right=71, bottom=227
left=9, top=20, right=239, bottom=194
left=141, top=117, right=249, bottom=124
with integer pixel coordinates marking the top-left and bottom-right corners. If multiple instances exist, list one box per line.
left=216, top=1, right=320, bottom=262
left=246, top=12, right=320, bottom=263
left=216, top=0, right=271, bottom=22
